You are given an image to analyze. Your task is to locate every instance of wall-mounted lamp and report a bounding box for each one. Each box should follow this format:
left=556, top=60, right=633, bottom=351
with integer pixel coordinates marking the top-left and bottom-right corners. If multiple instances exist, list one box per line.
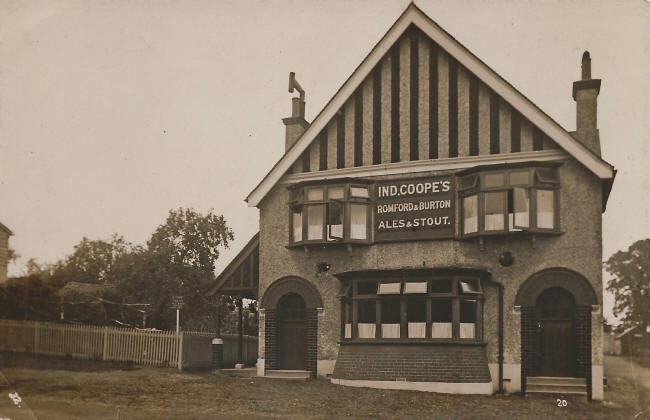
left=498, top=251, right=514, bottom=267
left=316, top=262, right=331, bottom=273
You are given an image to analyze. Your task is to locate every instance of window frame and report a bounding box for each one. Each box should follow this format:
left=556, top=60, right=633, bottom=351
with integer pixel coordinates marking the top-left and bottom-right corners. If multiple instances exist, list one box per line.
left=458, top=166, right=561, bottom=238
left=288, top=182, right=373, bottom=246
left=340, top=275, right=484, bottom=343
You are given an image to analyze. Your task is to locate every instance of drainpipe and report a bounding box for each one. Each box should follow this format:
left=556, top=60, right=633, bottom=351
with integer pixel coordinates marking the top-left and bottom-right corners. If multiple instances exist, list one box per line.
left=498, top=283, right=504, bottom=394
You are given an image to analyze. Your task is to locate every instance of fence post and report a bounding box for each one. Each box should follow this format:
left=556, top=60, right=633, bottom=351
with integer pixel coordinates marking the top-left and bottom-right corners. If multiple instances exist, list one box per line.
left=102, top=326, right=109, bottom=361
left=177, top=331, right=183, bottom=371
left=34, top=321, right=39, bottom=355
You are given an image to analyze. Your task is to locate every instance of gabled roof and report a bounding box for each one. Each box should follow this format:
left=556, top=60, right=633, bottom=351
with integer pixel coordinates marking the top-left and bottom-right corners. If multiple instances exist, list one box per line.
left=207, top=232, right=259, bottom=298
left=0, top=221, right=13, bottom=236
left=246, top=3, right=614, bottom=207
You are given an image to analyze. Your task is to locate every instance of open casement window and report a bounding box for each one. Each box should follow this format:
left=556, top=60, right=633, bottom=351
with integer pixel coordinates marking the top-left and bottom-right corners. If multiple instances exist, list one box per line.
left=458, top=166, right=560, bottom=237
left=288, top=183, right=372, bottom=246
left=341, top=276, right=483, bottom=342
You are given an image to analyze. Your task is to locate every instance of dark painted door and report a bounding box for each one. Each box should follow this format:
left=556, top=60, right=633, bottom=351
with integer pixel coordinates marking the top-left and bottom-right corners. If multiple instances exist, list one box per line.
left=278, top=293, right=307, bottom=370
left=536, top=288, right=576, bottom=377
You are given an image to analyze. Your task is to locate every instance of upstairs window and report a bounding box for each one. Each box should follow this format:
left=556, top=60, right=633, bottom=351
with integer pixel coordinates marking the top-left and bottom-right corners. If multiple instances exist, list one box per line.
left=459, top=166, right=559, bottom=237
left=289, top=183, right=372, bottom=245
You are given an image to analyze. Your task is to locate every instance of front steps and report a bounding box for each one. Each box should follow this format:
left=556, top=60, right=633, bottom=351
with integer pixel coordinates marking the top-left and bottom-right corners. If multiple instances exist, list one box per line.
left=264, top=370, right=311, bottom=380
left=526, top=376, right=587, bottom=396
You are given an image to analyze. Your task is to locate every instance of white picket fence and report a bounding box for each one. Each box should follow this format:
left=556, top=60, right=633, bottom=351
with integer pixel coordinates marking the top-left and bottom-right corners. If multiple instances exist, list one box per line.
left=0, top=319, right=257, bottom=370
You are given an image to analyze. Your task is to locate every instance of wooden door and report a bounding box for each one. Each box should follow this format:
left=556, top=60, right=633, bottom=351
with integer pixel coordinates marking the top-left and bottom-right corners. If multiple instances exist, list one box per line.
left=536, top=288, right=576, bottom=377
left=538, top=319, right=574, bottom=376
left=278, top=293, right=307, bottom=370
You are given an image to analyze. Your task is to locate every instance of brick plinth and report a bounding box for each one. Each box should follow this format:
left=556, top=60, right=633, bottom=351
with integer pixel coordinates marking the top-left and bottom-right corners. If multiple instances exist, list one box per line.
left=332, top=343, right=491, bottom=383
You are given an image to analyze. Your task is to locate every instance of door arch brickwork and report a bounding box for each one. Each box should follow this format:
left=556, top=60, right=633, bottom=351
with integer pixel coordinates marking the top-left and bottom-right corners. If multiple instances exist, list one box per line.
left=260, top=277, right=322, bottom=377
left=516, top=268, right=597, bottom=399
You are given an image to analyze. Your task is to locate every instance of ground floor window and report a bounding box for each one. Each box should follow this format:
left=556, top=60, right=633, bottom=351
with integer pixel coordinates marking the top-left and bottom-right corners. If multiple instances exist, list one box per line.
left=340, top=275, right=483, bottom=341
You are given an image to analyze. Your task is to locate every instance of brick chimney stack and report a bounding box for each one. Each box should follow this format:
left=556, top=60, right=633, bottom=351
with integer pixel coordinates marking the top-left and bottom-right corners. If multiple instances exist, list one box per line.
left=283, top=72, right=309, bottom=151
left=572, top=51, right=602, bottom=156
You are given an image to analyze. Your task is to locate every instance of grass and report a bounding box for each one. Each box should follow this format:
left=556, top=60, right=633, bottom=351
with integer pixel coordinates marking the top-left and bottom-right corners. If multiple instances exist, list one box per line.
left=0, top=352, right=647, bottom=419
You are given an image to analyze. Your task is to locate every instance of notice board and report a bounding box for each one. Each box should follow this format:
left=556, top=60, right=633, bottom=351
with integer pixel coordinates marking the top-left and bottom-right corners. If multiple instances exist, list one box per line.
left=374, top=176, right=455, bottom=242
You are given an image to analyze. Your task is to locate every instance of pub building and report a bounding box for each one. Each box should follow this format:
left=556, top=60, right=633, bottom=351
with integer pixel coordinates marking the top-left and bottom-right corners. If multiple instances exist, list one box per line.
left=208, top=4, right=615, bottom=400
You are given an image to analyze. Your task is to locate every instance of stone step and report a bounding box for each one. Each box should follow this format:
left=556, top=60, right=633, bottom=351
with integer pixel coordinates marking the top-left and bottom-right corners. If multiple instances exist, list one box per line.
left=527, top=376, right=586, bottom=386
left=527, top=384, right=587, bottom=394
left=264, top=370, right=310, bottom=380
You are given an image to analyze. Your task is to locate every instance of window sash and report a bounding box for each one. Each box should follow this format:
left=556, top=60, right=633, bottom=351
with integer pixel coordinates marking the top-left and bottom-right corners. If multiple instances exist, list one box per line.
left=344, top=278, right=482, bottom=341
left=536, top=189, right=555, bottom=229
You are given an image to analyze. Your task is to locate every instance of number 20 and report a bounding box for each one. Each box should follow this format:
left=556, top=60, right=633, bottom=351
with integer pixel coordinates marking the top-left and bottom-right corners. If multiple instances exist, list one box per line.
left=557, top=398, right=567, bottom=407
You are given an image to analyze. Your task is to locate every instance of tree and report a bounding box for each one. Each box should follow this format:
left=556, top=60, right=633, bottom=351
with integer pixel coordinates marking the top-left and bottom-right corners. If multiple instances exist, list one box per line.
left=57, top=234, right=131, bottom=284
left=106, top=208, right=235, bottom=330
left=605, top=239, right=649, bottom=331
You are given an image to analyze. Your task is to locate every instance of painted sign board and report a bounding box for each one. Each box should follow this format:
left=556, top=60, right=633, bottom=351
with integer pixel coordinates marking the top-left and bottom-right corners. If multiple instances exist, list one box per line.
left=171, top=295, right=184, bottom=309
left=374, top=176, right=455, bottom=241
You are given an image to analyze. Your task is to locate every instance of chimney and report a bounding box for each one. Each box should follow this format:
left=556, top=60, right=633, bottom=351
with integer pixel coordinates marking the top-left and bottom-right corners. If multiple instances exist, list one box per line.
left=572, top=51, right=602, bottom=156
left=283, top=72, right=309, bottom=151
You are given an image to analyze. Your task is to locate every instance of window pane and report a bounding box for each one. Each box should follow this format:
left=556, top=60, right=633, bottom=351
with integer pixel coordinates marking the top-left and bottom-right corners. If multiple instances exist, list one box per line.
left=403, top=282, right=427, bottom=294
left=537, top=190, right=555, bottom=229
left=307, top=188, right=324, bottom=201
left=357, top=281, right=377, bottom=295
left=509, top=187, right=530, bottom=230
left=407, top=298, right=426, bottom=323
left=431, top=299, right=452, bottom=338
left=460, top=300, right=476, bottom=339
left=460, top=279, right=481, bottom=294
left=350, top=204, right=367, bottom=239
left=430, top=279, right=452, bottom=294
left=350, top=186, right=369, bottom=198
left=307, top=204, right=324, bottom=240
left=407, top=298, right=426, bottom=338
left=484, top=173, right=505, bottom=187
left=459, top=175, right=478, bottom=190
left=381, top=299, right=400, bottom=338
left=378, top=282, right=401, bottom=294
left=358, top=300, right=376, bottom=323
left=536, top=168, right=559, bottom=183
left=328, top=186, right=344, bottom=200
left=463, top=195, right=478, bottom=234
left=357, top=300, right=376, bottom=338
left=327, top=201, right=343, bottom=240
left=292, top=211, right=302, bottom=242
left=509, top=171, right=529, bottom=186
left=484, top=191, right=505, bottom=231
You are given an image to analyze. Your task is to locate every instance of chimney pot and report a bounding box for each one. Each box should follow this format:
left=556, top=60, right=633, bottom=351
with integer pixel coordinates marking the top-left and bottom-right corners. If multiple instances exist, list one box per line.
left=572, top=51, right=601, bottom=156
left=283, top=72, right=309, bottom=151
left=581, top=51, right=591, bottom=80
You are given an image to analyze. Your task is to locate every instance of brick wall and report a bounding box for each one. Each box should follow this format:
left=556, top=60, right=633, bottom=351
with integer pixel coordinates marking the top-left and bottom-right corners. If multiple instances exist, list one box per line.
left=306, top=309, right=318, bottom=378
left=264, top=309, right=278, bottom=371
left=332, top=344, right=491, bottom=383
left=575, top=306, right=592, bottom=399
left=520, top=306, right=537, bottom=393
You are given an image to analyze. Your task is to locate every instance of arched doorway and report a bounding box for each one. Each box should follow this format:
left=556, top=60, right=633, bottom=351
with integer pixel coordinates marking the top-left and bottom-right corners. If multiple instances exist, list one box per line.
left=278, top=293, right=307, bottom=370
left=536, top=288, right=576, bottom=377
left=260, top=276, right=323, bottom=377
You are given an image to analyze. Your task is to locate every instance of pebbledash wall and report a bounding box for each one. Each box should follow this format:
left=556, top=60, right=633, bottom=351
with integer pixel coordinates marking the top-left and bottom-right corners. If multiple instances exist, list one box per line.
left=236, top=4, right=614, bottom=400
left=257, top=160, right=604, bottom=396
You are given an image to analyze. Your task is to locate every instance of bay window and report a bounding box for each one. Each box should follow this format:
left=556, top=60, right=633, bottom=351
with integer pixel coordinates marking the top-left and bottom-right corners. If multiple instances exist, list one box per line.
left=459, top=166, right=560, bottom=236
left=340, top=274, right=483, bottom=341
left=289, top=182, right=372, bottom=245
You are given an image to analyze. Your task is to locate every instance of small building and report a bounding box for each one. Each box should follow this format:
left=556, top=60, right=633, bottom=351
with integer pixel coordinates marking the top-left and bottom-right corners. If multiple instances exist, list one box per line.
left=0, top=221, right=13, bottom=284
left=210, top=4, right=614, bottom=400
left=615, top=325, right=645, bottom=357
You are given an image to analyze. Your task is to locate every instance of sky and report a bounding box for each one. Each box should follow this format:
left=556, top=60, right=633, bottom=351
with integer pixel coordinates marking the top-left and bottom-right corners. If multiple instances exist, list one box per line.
left=1, top=0, right=648, bottom=324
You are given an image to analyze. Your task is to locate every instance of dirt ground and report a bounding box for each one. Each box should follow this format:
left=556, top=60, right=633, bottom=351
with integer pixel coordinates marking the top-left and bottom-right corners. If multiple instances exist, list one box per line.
left=0, top=352, right=648, bottom=420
